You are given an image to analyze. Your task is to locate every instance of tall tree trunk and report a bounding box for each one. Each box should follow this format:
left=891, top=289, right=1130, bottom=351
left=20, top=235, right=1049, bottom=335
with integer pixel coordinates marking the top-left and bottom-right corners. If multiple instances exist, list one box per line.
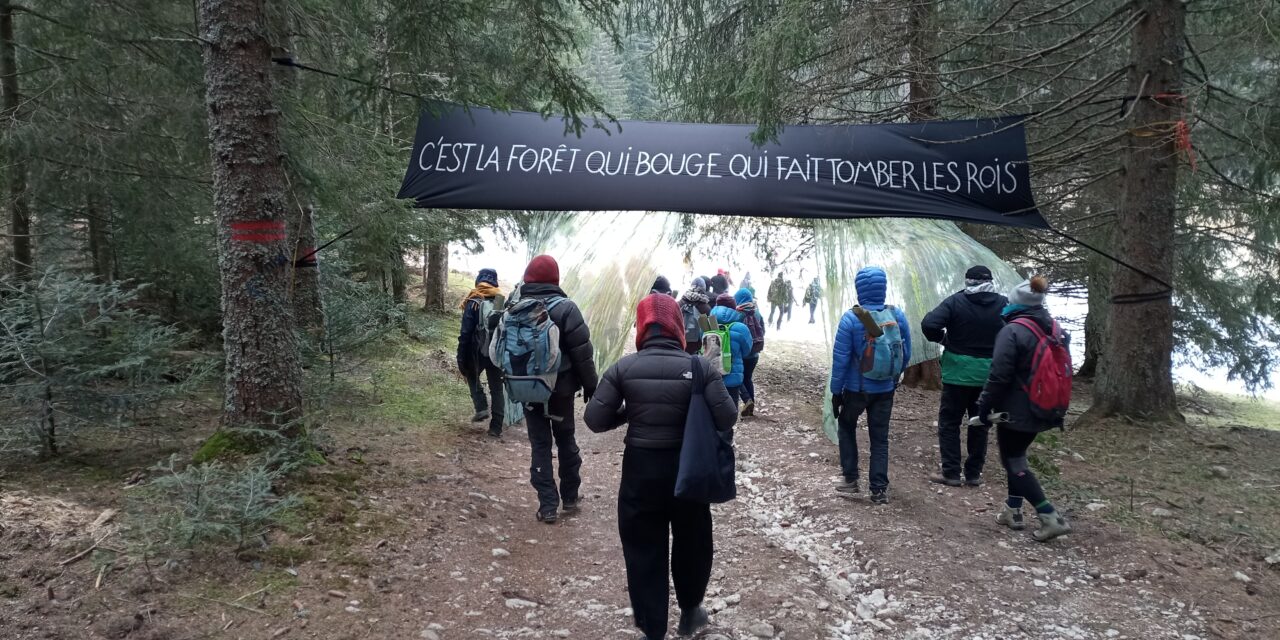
left=900, top=0, right=942, bottom=390
left=423, top=242, right=449, bottom=312
left=1090, top=0, right=1183, bottom=423
left=1077, top=249, right=1111, bottom=378
left=290, top=206, right=325, bottom=340
left=390, top=245, right=407, bottom=303
left=86, top=196, right=113, bottom=282
left=1, top=0, right=32, bottom=280
left=196, top=0, right=303, bottom=432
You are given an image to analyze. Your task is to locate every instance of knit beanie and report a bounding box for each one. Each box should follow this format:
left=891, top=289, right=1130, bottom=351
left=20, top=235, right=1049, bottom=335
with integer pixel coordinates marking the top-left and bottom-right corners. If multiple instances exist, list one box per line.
left=715, top=293, right=737, bottom=309
left=1008, top=275, right=1049, bottom=306
left=651, top=275, right=672, bottom=295
left=691, top=277, right=708, bottom=293
left=965, top=265, right=993, bottom=282
left=523, top=255, right=559, bottom=285
left=635, top=293, right=686, bottom=351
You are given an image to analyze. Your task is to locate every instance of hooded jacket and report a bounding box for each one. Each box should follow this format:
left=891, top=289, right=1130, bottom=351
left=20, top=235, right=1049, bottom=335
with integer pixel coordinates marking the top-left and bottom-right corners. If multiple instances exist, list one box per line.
left=709, top=304, right=754, bottom=388
left=921, top=287, right=1008, bottom=386
left=733, top=287, right=765, bottom=360
left=457, top=269, right=501, bottom=375
left=585, top=297, right=738, bottom=448
left=829, top=267, right=913, bottom=395
left=977, top=306, right=1070, bottom=433
left=516, top=282, right=599, bottom=397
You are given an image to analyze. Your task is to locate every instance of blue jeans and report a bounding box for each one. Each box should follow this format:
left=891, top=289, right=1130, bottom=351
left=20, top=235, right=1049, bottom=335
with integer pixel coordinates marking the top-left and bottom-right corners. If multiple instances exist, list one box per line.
left=836, top=390, right=895, bottom=492
left=742, top=356, right=758, bottom=402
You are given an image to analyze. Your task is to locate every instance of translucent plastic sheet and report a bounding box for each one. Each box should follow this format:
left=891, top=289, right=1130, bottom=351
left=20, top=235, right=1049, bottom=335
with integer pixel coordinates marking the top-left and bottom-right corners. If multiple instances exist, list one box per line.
left=813, top=218, right=1022, bottom=441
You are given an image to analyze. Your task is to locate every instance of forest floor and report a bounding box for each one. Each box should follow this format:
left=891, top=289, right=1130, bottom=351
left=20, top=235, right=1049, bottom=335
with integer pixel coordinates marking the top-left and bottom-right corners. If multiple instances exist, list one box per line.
left=2, top=304, right=1279, bottom=640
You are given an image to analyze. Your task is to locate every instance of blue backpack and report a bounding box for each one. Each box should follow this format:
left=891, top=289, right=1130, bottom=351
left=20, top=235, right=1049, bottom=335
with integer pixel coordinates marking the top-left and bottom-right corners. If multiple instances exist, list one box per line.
left=489, top=296, right=566, bottom=405
left=854, top=305, right=906, bottom=381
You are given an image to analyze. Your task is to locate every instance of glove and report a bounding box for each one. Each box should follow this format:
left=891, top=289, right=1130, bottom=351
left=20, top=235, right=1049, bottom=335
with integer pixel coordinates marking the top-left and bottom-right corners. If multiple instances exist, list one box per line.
left=582, top=387, right=595, bottom=404
left=831, top=392, right=844, bottom=419
left=974, top=403, right=993, bottom=427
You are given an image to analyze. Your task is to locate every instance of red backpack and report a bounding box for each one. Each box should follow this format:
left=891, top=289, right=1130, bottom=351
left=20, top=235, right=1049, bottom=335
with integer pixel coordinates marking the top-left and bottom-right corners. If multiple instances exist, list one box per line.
left=1010, top=318, right=1072, bottom=422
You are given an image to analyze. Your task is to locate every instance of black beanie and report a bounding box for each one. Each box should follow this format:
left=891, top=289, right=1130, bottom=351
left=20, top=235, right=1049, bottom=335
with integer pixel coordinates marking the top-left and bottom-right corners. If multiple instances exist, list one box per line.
left=651, top=275, right=672, bottom=294
left=965, top=265, right=993, bottom=282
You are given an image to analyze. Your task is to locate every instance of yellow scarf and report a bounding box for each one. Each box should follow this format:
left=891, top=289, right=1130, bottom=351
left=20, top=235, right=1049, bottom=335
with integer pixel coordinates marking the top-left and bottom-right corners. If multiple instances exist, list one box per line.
left=460, top=282, right=503, bottom=308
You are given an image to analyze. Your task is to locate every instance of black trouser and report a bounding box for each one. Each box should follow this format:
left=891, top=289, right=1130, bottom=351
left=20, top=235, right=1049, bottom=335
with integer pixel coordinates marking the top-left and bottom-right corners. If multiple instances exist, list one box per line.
left=936, top=383, right=989, bottom=480
left=997, top=426, right=1047, bottom=506
left=618, top=446, right=713, bottom=640
left=466, top=359, right=505, bottom=432
left=525, top=393, right=581, bottom=514
left=836, top=390, right=894, bottom=492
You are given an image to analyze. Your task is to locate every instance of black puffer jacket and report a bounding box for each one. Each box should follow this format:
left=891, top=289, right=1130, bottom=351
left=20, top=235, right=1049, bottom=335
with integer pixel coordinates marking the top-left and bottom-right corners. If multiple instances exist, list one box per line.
left=977, top=306, right=1070, bottom=433
left=584, top=335, right=738, bottom=448
left=921, top=289, right=1008, bottom=358
left=519, top=283, right=599, bottom=397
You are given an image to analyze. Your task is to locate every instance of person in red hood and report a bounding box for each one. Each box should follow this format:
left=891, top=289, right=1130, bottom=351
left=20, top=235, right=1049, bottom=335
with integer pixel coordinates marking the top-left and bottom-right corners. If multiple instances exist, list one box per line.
left=513, top=255, right=598, bottom=524
left=585, top=294, right=738, bottom=640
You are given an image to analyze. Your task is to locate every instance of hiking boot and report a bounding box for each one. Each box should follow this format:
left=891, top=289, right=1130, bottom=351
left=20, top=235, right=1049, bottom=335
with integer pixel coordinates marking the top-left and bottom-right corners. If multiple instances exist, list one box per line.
left=869, top=488, right=890, bottom=505
left=741, top=400, right=755, bottom=417
left=471, top=410, right=490, bottom=423
left=964, top=475, right=985, bottom=487
left=996, top=505, right=1025, bottom=530
left=486, top=427, right=502, bottom=439
left=677, top=605, right=710, bottom=636
left=1033, top=510, right=1072, bottom=542
left=536, top=509, right=558, bottom=524
left=928, top=472, right=962, bottom=487
left=561, top=499, right=580, bottom=514
left=835, top=479, right=860, bottom=495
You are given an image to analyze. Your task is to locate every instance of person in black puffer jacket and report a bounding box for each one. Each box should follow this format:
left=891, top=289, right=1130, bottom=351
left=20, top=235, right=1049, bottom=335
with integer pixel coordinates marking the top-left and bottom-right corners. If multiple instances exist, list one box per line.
left=585, top=293, right=738, bottom=640
left=516, top=255, right=599, bottom=524
left=920, top=265, right=1008, bottom=487
left=975, top=275, right=1072, bottom=542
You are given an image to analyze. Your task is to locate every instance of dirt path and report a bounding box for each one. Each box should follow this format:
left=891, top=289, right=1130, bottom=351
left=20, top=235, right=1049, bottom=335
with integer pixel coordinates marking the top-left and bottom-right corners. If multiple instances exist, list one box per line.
left=4, top=340, right=1276, bottom=640
left=281, top=343, right=1272, bottom=640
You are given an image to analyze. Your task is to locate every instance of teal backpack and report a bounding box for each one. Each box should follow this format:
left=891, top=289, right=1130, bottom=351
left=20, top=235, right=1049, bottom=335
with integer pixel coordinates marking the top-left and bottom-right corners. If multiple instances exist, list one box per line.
left=854, top=305, right=906, bottom=381
left=489, top=296, right=566, bottom=405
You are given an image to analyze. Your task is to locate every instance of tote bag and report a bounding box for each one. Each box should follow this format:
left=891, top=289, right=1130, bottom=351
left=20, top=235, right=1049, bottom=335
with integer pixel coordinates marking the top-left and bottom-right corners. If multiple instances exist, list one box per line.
left=674, top=356, right=737, bottom=503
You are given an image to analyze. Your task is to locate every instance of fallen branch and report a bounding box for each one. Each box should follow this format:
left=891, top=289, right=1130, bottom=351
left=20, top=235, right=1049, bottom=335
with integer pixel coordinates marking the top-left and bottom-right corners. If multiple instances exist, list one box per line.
left=58, top=544, right=98, bottom=566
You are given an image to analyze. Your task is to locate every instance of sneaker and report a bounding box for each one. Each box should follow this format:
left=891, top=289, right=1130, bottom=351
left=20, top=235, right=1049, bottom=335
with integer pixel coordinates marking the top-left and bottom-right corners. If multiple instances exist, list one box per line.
left=741, top=400, right=755, bottom=417
left=561, top=499, right=580, bottom=514
left=536, top=509, right=558, bottom=524
left=1032, top=510, right=1072, bottom=542
left=996, top=505, right=1025, bottom=530
left=869, top=488, right=889, bottom=505
left=676, top=605, right=710, bottom=636
left=835, top=479, right=860, bottom=495
left=471, top=410, right=490, bottom=423
left=928, top=472, right=962, bottom=487
left=964, top=475, right=985, bottom=487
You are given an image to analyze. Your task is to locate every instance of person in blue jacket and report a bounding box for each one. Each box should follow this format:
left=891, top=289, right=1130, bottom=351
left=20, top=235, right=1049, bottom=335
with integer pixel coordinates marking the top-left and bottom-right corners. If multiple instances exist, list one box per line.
left=829, top=266, right=912, bottom=504
left=732, top=287, right=766, bottom=417
left=710, top=293, right=754, bottom=407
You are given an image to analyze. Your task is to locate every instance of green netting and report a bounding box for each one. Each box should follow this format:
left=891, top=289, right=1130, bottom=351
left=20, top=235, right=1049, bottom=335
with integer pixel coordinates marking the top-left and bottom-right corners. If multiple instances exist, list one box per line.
left=522, top=212, right=1021, bottom=444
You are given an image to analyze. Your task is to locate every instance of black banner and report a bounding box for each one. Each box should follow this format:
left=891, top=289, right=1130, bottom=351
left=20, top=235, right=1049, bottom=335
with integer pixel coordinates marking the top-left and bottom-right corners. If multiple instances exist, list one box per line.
left=398, top=104, right=1047, bottom=229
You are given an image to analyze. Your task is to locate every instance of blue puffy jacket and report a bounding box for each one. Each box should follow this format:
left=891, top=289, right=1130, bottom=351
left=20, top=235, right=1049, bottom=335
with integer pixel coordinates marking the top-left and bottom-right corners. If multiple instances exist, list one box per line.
left=733, top=287, right=766, bottom=361
left=829, top=266, right=913, bottom=394
left=710, top=304, right=754, bottom=388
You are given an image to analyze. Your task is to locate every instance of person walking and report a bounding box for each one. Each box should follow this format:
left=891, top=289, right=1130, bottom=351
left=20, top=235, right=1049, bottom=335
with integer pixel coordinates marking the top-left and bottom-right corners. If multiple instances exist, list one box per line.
left=651, top=275, right=676, bottom=298
left=921, top=265, right=1008, bottom=487
left=584, top=293, right=738, bottom=640
left=803, top=276, right=822, bottom=324
left=783, top=277, right=795, bottom=324
left=829, top=267, right=911, bottom=504
left=975, top=276, right=1073, bottom=541
left=709, top=293, right=754, bottom=407
left=514, top=255, right=598, bottom=524
left=679, top=277, right=713, bottom=355
left=458, top=268, right=506, bottom=438
left=708, top=272, right=731, bottom=297
left=732, top=287, right=766, bottom=417
left=767, top=273, right=788, bottom=329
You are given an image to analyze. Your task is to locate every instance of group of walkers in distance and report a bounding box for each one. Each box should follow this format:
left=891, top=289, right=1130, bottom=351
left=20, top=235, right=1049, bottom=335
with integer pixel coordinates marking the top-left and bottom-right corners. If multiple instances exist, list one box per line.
left=456, top=254, right=1074, bottom=639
